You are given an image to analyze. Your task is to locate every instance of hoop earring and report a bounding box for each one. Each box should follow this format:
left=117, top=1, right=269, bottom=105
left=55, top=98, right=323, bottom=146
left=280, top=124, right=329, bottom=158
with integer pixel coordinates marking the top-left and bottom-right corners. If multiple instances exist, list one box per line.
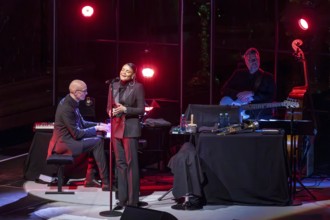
left=129, top=77, right=136, bottom=86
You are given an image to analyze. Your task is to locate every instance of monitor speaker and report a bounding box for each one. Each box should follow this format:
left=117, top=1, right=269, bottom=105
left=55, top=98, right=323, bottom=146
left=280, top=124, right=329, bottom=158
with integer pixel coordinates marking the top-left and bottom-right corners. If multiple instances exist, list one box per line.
left=120, top=206, right=178, bottom=220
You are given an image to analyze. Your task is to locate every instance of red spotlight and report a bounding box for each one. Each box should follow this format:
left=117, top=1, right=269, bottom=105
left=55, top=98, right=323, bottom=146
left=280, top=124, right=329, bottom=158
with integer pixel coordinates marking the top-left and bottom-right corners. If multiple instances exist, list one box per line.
left=142, top=67, right=155, bottom=78
left=298, top=18, right=309, bottom=30
left=81, top=5, right=94, bottom=17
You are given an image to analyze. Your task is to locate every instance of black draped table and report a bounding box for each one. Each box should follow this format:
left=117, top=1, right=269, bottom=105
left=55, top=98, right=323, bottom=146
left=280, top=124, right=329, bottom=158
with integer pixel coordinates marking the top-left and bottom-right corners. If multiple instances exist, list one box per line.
left=24, top=131, right=89, bottom=181
left=197, top=132, right=290, bottom=206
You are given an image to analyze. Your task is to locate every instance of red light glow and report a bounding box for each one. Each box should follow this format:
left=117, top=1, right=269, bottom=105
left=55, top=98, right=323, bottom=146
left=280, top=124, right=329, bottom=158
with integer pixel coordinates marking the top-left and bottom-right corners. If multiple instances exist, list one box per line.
left=142, top=68, right=155, bottom=78
left=298, top=18, right=309, bottom=30
left=82, top=6, right=94, bottom=17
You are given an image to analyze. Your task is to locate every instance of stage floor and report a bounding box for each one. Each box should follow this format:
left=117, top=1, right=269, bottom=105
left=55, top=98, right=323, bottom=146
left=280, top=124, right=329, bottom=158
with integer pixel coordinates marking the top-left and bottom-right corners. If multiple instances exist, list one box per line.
left=2, top=143, right=330, bottom=219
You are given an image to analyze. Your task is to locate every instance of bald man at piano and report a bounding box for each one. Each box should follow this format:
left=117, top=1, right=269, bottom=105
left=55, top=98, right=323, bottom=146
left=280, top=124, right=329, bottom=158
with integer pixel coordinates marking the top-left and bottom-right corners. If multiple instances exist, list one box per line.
left=220, top=47, right=276, bottom=120
left=47, top=79, right=110, bottom=191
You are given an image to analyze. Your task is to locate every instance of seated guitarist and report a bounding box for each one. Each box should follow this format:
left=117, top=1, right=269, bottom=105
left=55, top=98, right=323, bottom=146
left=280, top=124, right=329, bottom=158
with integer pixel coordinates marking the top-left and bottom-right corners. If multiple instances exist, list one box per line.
left=220, top=47, right=276, bottom=120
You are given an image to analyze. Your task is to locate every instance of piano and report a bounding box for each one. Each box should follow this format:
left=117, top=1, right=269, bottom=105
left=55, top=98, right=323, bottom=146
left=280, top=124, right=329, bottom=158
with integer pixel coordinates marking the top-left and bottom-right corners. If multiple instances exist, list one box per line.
left=33, top=122, right=54, bottom=132
left=33, top=122, right=111, bottom=138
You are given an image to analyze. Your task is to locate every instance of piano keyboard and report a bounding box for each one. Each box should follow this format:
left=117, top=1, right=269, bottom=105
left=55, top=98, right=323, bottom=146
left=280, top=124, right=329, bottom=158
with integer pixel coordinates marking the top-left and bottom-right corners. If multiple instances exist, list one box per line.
left=33, top=122, right=111, bottom=138
left=33, top=122, right=54, bottom=132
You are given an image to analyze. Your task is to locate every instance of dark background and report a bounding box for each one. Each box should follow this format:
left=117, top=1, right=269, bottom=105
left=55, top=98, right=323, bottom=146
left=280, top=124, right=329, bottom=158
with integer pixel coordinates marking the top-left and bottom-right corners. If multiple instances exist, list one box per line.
left=0, top=0, right=329, bottom=171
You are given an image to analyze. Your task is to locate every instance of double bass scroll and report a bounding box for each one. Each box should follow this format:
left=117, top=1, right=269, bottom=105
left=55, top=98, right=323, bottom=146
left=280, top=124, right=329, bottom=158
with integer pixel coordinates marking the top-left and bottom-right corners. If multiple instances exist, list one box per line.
left=287, top=39, right=309, bottom=120
left=288, top=39, right=308, bottom=101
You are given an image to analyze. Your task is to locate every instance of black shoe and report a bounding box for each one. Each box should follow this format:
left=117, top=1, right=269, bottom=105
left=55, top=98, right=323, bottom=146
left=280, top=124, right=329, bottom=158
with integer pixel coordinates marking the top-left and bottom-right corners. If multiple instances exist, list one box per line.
left=137, top=201, right=148, bottom=207
left=84, top=179, right=101, bottom=187
left=100, top=178, right=110, bottom=191
left=171, top=201, right=203, bottom=211
left=102, top=183, right=110, bottom=191
left=173, top=197, right=185, bottom=204
left=111, top=185, right=118, bottom=191
left=171, top=203, right=185, bottom=210
left=113, top=205, right=124, bottom=211
left=48, top=176, right=69, bottom=186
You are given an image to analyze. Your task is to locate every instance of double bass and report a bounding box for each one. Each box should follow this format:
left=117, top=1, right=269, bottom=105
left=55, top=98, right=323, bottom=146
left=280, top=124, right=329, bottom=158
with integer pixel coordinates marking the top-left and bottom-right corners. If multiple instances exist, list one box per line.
left=287, top=39, right=309, bottom=120
left=286, top=39, right=316, bottom=181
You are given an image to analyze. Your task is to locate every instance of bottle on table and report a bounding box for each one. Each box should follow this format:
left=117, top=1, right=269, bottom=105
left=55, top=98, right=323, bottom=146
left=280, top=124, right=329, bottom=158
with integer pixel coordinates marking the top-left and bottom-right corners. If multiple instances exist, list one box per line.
left=180, top=114, right=187, bottom=133
left=224, top=112, right=230, bottom=127
left=218, top=113, right=224, bottom=128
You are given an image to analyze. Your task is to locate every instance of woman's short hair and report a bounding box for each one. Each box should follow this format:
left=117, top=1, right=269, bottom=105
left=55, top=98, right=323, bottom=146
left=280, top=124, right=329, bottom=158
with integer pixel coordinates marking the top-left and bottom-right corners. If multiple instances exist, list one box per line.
left=126, top=62, right=137, bottom=74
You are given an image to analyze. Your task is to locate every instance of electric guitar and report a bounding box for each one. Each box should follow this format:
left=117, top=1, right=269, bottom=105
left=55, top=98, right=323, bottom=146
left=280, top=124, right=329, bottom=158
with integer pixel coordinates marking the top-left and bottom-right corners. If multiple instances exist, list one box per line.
left=220, top=96, right=300, bottom=119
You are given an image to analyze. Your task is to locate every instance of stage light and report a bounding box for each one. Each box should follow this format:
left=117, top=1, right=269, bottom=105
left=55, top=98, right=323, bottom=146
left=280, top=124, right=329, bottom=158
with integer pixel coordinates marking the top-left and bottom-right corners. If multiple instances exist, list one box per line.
left=142, top=67, right=155, bottom=78
left=144, top=99, right=160, bottom=113
left=81, top=5, right=94, bottom=17
left=298, top=18, right=309, bottom=30
left=145, top=106, right=153, bottom=112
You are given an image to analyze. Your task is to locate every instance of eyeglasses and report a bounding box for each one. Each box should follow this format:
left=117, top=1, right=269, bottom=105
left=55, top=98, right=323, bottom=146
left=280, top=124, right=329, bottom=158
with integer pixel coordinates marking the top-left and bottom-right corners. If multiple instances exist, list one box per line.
left=76, top=89, right=88, bottom=93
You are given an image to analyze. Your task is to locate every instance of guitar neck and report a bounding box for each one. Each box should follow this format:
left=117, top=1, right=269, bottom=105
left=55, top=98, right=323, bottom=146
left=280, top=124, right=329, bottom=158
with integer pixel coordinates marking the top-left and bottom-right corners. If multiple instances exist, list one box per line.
left=242, top=102, right=283, bottom=110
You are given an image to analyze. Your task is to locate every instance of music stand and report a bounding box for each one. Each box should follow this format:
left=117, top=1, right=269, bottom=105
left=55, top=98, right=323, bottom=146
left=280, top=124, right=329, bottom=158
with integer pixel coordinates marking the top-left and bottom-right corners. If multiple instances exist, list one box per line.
left=100, top=80, right=122, bottom=217
left=288, top=107, right=316, bottom=204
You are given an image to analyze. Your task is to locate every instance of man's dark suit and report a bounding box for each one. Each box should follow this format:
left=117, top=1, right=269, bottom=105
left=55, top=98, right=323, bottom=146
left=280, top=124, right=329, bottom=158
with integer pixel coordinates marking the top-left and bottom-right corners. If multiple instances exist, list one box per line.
left=107, top=80, right=145, bottom=206
left=47, top=94, right=108, bottom=184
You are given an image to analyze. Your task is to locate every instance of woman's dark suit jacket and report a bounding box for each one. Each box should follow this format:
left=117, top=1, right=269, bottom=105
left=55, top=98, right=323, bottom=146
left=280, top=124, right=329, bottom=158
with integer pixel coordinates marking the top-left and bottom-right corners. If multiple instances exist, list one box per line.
left=107, top=80, right=145, bottom=139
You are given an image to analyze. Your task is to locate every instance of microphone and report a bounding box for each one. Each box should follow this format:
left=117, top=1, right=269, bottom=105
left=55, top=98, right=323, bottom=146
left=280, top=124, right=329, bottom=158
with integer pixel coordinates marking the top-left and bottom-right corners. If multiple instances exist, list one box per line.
left=111, top=77, right=120, bottom=83
left=105, top=77, right=120, bottom=84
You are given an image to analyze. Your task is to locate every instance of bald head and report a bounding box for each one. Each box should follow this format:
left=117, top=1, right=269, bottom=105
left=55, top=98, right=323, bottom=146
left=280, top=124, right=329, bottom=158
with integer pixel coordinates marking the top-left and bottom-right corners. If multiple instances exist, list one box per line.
left=68, top=80, right=88, bottom=102
left=69, top=80, right=87, bottom=94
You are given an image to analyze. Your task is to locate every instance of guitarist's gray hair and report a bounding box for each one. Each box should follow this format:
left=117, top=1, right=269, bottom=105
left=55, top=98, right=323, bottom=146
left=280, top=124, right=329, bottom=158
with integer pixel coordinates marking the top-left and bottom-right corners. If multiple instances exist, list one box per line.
left=244, top=47, right=259, bottom=58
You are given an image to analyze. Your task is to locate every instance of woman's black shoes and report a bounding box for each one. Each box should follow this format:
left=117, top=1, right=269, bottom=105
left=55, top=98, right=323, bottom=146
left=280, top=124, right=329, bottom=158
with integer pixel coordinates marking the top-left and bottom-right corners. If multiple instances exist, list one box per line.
left=113, top=205, right=124, bottom=211
left=112, top=201, right=148, bottom=211
left=171, top=201, right=203, bottom=210
left=84, top=179, right=101, bottom=187
left=101, top=183, right=110, bottom=191
left=137, top=201, right=149, bottom=207
left=171, top=196, right=205, bottom=210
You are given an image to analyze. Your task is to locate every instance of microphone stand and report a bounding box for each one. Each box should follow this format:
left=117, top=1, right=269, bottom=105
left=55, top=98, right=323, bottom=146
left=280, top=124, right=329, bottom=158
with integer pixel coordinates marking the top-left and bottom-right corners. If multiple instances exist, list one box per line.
left=100, top=79, right=122, bottom=217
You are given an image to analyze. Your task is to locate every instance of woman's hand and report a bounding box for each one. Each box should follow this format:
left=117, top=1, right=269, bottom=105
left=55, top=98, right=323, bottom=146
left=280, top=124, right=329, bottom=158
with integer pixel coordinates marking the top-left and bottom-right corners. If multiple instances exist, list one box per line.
left=112, top=103, right=127, bottom=117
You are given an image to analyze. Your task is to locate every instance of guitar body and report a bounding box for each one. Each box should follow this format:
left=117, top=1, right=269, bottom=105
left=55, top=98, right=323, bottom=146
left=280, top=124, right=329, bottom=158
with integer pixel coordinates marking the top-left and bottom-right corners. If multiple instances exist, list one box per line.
left=219, top=96, right=250, bottom=119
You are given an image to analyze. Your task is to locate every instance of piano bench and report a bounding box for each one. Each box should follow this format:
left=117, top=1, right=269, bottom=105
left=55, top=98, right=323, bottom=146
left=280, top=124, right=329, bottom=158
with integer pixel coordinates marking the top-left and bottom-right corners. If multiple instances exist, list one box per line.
left=45, top=154, right=75, bottom=195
